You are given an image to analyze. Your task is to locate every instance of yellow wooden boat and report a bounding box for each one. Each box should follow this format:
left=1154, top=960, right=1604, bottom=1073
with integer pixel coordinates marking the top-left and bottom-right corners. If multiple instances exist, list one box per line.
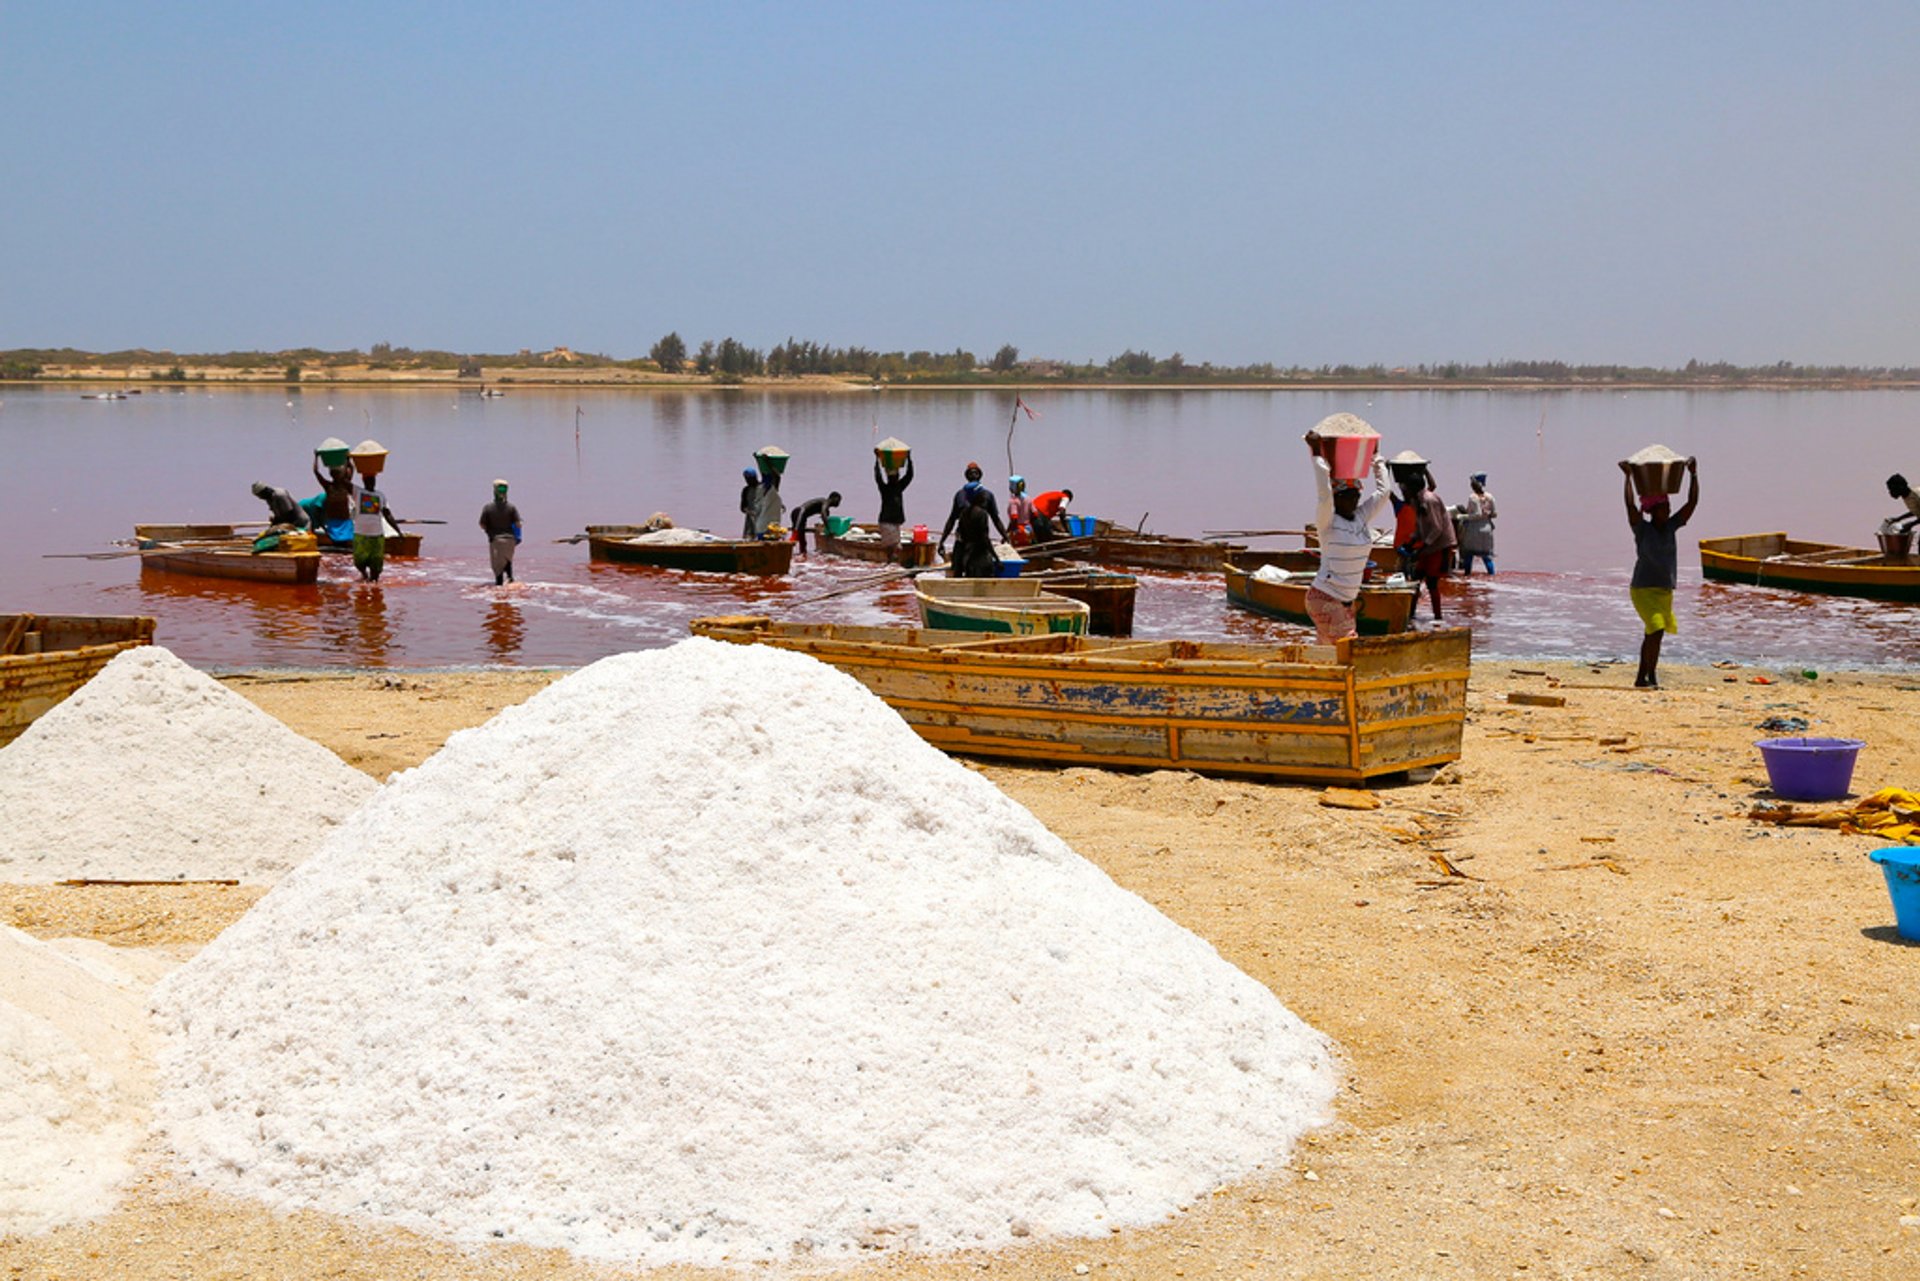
left=689, top=616, right=1470, bottom=783
left=1699, top=532, right=1920, bottom=602
left=914, top=577, right=1090, bottom=635
left=1, top=614, right=155, bottom=747
left=134, top=526, right=322, bottom=585
left=135, top=522, right=423, bottom=558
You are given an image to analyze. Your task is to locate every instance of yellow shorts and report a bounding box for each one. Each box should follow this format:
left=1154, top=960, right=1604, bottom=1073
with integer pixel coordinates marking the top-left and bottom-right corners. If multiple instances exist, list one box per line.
left=1631, top=587, right=1677, bottom=635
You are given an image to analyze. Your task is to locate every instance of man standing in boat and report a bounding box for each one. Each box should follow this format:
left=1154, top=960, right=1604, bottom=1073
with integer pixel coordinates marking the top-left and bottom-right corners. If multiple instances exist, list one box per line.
left=938, top=462, right=1008, bottom=559
left=1303, top=432, right=1393, bottom=644
left=1622, top=456, right=1700, bottom=689
left=874, top=455, right=914, bottom=562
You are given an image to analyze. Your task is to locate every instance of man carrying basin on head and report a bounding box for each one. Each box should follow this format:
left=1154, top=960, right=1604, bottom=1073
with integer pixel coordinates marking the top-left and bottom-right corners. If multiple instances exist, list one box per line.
left=938, top=462, right=1008, bottom=560
left=1621, top=455, right=1700, bottom=690
left=874, top=455, right=914, bottom=562
left=1303, top=432, right=1393, bottom=645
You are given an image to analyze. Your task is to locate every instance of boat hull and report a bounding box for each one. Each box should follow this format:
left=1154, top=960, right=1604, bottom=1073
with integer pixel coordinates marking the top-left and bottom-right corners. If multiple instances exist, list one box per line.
left=689, top=617, right=1470, bottom=784
left=1699, top=532, right=1920, bottom=602
left=587, top=527, right=795, bottom=575
left=915, top=578, right=1090, bottom=636
left=1, top=614, right=155, bottom=747
left=814, top=523, right=938, bottom=567
left=1224, top=561, right=1416, bottom=635
left=134, top=522, right=421, bottom=560
left=139, top=546, right=321, bottom=584
left=1030, top=572, right=1137, bottom=636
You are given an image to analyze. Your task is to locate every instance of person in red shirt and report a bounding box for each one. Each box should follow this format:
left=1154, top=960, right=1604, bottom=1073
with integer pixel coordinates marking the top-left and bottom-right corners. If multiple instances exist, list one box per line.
left=1029, top=488, right=1073, bottom=543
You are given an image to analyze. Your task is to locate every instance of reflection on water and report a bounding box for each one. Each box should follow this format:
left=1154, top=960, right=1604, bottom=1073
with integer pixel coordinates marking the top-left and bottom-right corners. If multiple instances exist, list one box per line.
left=5, top=387, right=1918, bottom=669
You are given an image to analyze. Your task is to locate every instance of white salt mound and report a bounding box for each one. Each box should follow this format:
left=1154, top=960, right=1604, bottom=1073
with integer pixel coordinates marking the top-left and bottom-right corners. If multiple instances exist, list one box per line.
left=628, top=527, right=719, bottom=544
left=153, top=638, right=1337, bottom=1267
left=0, top=647, right=377, bottom=883
left=1, top=926, right=175, bottom=1234
left=1626, top=443, right=1684, bottom=465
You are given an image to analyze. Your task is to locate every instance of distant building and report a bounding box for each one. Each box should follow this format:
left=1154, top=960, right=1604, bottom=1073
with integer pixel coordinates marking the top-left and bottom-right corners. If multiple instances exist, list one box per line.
left=541, top=346, right=580, bottom=364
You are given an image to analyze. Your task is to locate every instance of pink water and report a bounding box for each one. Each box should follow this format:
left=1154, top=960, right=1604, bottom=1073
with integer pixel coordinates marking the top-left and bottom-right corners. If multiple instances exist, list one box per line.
left=1, top=386, right=1915, bottom=669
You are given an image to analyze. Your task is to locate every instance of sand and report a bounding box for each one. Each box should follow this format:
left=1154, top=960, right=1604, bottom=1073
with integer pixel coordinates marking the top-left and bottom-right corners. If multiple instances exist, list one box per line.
left=4, top=658, right=1919, bottom=1278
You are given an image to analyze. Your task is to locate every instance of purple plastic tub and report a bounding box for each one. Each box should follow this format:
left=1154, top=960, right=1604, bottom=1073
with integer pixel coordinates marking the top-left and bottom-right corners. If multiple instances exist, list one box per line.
left=1755, top=736, right=1864, bottom=802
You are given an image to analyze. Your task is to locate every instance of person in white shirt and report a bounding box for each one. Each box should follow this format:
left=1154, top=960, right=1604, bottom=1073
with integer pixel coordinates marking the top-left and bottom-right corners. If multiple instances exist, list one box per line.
left=1303, top=431, right=1392, bottom=644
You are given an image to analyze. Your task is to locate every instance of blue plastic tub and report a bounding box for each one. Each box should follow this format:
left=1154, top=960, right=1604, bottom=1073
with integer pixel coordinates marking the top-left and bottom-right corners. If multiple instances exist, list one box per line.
left=1065, top=514, right=1096, bottom=538
left=995, top=557, right=1027, bottom=577
left=1755, top=736, right=1864, bottom=802
left=1869, top=848, right=1920, bottom=941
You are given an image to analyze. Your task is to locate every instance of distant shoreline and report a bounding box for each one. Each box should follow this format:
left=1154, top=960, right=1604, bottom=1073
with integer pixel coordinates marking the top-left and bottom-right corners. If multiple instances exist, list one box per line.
left=7, top=368, right=1920, bottom=394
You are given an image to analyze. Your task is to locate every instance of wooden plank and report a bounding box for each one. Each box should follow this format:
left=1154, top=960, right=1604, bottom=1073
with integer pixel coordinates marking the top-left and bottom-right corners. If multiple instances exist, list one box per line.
left=1507, top=692, right=1567, bottom=707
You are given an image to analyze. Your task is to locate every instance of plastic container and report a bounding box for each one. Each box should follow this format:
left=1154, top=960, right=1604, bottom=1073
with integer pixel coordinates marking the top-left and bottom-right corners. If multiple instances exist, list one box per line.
left=823, top=515, right=853, bottom=537
left=1756, top=736, right=1865, bottom=801
left=1321, top=434, right=1380, bottom=481
left=1625, top=446, right=1687, bottom=499
left=1869, top=847, right=1920, bottom=941
left=912, top=524, right=929, bottom=544
left=1065, top=514, right=1096, bottom=538
left=995, top=557, right=1027, bottom=577
left=875, top=437, right=910, bottom=472
left=754, top=446, right=790, bottom=475
left=349, top=439, right=388, bottom=479
left=1878, top=529, right=1913, bottom=559
left=316, top=437, right=350, bottom=468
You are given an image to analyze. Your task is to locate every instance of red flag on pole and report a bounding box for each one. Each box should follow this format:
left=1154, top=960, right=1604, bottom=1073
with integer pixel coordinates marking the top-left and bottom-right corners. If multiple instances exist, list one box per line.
left=1015, top=396, right=1040, bottom=420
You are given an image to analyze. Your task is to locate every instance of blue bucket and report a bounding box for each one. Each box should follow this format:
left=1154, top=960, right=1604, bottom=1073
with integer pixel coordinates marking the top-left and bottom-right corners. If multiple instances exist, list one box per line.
left=1870, top=848, right=1920, bottom=941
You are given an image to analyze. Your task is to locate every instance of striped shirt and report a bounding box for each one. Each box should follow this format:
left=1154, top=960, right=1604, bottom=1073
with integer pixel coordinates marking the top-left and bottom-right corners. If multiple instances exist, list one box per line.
left=1310, top=458, right=1391, bottom=604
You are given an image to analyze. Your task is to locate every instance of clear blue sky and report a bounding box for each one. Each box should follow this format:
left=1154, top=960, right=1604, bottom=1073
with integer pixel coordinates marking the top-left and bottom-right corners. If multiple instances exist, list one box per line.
left=4, top=1, right=1916, bottom=367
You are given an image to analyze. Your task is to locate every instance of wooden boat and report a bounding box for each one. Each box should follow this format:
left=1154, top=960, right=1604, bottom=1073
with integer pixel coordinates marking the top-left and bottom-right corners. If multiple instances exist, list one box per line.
left=1302, top=523, right=1403, bottom=574
left=1027, top=570, right=1137, bottom=636
left=688, top=616, right=1470, bottom=784
left=814, top=521, right=938, bottom=568
left=1077, top=520, right=1247, bottom=572
left=915, top=577, right=1090, bottom=635
left=1, top=614, right=155, bottom=747
left=1224, top=556, right=1417, bottom=635
left=133, top=525, right=322, bottom=585
left=134, top=522, right=422, bottom=558
left=586, top=525, right=795, bottom=575
left=1699, top=533, right=1920, bottom=602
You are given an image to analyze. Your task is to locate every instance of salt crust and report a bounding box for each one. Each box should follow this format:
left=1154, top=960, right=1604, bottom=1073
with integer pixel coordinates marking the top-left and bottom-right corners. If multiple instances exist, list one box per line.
left=0, top=647, right=377, bottom=883
left=152, top=638, right=1336, bottom=1267
left=1626, top=443, right=1684, bottom=464
left=0, top=926, right=176, bottom=1234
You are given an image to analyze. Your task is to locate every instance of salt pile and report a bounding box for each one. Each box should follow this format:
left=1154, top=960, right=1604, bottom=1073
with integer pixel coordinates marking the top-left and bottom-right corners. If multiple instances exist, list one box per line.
left=1, top=925, right=174, bottom=1234
left=153, top=639, right=1336, bottom=1267
left=0, top=647, right=377, bottom=883
left=628, top=527, right=719, bottom=544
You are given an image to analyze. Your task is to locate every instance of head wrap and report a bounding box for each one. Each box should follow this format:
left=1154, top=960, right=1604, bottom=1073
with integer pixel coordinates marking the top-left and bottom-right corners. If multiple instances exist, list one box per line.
left=743, top=467, right=760, bottom=482
left=251, top=482, right=271, bottom=497
left=1009, top=474, right=1025, bottom=490
left=1470, top=472, right=1487, bottom=486
left=1331, top=478, right=1362, bottom=494
left=1639, top=492, right=1669, bottom=512
left=492, top=478, right=509, bottom=491
left=963, top=481, right=984, bottom=496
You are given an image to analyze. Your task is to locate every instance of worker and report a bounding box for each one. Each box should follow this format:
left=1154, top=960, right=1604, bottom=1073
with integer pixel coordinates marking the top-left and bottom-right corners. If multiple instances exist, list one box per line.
left=1621, top=456, right=1700, bottom=689
left=1302, top=433, right=1392, bottom=645
left=1454, top=472, right=1497, bottom=575
left=874, top=455, right=914, bottom=562
left=938, top=462, right=1007, bottom=558
left=740, top=468, right=761, bottom=538
left=350, top=470, right=396, bottom=582
left=310, top=455, right=356, bottom=544
left=250, top=482, right=309, bottom=530
left=1029, top=488, right=1074, bottom=543
left=479, top=478, right=523, bottom=586
left=788, top=491, right=842, bottom=552
left=1397, top=463, right=1454, bottom=622
left=952, top=485, right=1000, bottom=578
left=748, top=461, right=785, bottom=538
left=1005, top=476, right=1031, bottom=546
left=1888, top=474, right=1920, bottom=533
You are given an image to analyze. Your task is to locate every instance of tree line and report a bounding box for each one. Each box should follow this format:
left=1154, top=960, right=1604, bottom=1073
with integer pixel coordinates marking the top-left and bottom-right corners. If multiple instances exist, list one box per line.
left=3, top=342, right=1916, bottom=386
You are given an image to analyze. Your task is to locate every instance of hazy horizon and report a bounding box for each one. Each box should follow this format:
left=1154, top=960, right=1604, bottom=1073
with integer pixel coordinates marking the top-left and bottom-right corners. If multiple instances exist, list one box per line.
left=6, top=2, right=1916, bottom=368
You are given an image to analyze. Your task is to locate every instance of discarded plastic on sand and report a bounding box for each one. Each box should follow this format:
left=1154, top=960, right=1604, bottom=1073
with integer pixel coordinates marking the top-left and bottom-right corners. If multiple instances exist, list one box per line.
left=1868, top=847, right=1920, bottom=941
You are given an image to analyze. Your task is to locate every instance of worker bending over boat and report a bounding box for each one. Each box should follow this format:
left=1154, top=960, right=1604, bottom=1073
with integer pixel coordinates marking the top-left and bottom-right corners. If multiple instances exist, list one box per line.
left=1888, top=474, right=1920, bottom=534
left=1302, top=432, right=1392, bottom=644
left=788, top=492, right=841, bottom=552
left=1029, top=488, right=1074, bottom=543
left=251, top=482, right=309, bottom=531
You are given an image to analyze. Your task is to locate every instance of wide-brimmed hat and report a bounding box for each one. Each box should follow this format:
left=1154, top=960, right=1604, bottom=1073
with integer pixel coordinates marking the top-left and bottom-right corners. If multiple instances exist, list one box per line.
left=1389, top=449, right=1429, bottom=466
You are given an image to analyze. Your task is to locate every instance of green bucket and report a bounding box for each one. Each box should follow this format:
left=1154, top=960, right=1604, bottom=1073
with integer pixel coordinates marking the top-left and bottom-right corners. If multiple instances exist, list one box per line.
left=824, top=515, right=854, bottom=536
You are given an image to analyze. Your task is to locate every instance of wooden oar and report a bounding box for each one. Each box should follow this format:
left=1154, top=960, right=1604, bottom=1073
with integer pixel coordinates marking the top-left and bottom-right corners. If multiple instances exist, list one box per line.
left=395, top=518, right=447, bottom=525
left=794, top=561, right=949, bottom=606
left=43, top=550, right=146, bottom=560
left=1202, top=528, right=1310, bottom=539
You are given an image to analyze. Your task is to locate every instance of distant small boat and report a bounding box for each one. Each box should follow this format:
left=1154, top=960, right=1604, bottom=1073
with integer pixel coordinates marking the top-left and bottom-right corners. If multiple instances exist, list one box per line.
left=81, top=391, right=128, bottom=401
left=915, top=576, right=1090, bottom=635
left=1699, top=532, right=1920, bottom=602
left=586, top=525, right=795, bottom=575
left=480, top=389, right=506, bottom=398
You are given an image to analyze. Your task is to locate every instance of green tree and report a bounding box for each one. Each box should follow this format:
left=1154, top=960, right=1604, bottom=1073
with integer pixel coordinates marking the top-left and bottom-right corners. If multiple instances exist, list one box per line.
left=695, top=340, right=715, bottom=376
left=990, top=344, right=1020, bottom=372
left=650, top=331, right=687, bottom=373
left=284, top=364, right=301, bottom=382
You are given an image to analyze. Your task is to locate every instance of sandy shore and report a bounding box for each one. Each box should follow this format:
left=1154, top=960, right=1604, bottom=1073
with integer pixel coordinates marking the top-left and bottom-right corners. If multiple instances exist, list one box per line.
left=5, top=659, right=1919, bottom=1278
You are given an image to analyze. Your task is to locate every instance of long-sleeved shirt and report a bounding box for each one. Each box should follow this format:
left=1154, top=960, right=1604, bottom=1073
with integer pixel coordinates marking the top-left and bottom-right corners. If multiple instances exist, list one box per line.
left=875, top=458, right=913, bottom=524
left=941, top=485, right=1006, bottom=542
left=1310, top=457, right=1392, bottom=604
left=479, top=498, right=522, bottom=539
